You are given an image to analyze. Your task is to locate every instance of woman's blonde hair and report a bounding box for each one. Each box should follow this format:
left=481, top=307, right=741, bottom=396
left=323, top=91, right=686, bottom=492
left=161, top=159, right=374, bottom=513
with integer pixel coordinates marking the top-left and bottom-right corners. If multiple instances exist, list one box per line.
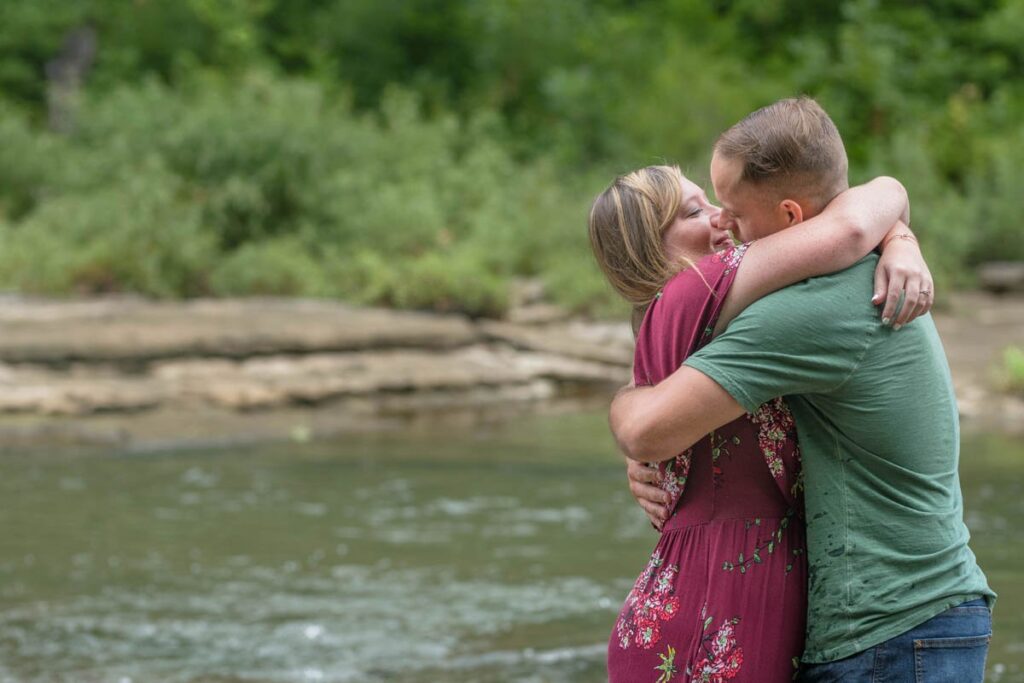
left=587, top=165, right=697, bottom=331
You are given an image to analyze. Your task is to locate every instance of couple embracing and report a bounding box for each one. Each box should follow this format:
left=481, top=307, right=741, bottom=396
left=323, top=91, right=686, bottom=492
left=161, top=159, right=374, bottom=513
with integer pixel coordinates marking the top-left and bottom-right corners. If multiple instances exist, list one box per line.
left=588, top=97, right=994, bottom=682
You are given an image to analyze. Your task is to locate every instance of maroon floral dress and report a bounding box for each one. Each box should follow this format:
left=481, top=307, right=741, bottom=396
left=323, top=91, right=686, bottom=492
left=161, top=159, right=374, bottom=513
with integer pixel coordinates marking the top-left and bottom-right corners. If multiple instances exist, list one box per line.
left=607, top=245, right=807, bottom=683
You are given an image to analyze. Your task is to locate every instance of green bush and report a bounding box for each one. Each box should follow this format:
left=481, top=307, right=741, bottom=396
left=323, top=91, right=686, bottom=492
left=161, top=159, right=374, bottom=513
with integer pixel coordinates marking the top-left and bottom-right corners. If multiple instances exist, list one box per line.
left=331, top=247, right=508, bottom=318
left=0, top=163, right=215, bottom=296
left=208, top=237, right=324, bottom=297
left=0, top=109, right=65, bottom=221
left=0, top=73, right=620, bottom=314
left=388, top=248, right=510, bottom=318
left=965, top=126, right=1024, bottom=265
left=0, top=1, right=1021, bottom=319
left=862, top=129, right=977, bottom=295
left=999, top=346, right=1024, bottom=396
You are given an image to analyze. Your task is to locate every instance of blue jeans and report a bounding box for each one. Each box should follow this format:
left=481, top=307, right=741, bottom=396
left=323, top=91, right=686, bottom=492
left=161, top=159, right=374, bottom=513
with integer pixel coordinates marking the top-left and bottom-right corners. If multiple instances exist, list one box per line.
left=799, top=598, right=991, bottom=682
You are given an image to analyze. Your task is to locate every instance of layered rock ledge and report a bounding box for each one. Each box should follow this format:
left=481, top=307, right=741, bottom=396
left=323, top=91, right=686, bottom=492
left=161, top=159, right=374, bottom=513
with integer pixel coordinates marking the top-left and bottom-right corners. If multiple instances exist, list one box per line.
left=0, top=296, right=634, bottom=450
left=0, top=293, right=1019, bottom=452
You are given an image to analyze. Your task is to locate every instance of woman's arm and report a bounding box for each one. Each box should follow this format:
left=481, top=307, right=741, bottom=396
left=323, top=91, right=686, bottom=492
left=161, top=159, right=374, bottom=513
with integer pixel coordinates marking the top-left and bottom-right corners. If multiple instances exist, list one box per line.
left=714, top=177, right=930, bottom=335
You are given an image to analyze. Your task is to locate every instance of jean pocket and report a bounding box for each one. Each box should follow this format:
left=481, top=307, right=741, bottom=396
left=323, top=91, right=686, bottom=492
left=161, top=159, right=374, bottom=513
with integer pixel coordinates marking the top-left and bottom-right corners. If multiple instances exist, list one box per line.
left=914, top=634, right=991, bottom=683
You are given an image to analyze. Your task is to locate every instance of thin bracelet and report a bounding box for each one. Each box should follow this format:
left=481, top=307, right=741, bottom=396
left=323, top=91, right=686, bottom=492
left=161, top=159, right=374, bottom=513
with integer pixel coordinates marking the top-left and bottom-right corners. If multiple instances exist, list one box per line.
left=882, top=232, right=918, bottom=250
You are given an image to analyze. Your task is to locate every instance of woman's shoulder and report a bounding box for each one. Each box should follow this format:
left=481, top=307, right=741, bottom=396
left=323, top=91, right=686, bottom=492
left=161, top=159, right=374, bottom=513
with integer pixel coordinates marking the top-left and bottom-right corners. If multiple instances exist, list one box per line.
left=660, top=243, right=749, bottom=302
left=636, top=245, right=750, bottom=378
left=710, top=242, right=749, bottom=276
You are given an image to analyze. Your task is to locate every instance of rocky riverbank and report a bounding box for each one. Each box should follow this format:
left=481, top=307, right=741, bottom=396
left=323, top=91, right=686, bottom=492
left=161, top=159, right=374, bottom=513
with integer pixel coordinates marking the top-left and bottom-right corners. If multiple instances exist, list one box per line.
left=0, top=296, right=634, bottom=451
left=0, top=292, right=1020, bottom=452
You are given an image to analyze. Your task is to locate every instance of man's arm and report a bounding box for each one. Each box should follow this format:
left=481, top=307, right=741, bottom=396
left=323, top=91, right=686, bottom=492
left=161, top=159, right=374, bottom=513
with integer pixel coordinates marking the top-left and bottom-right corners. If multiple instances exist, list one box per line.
left=610, top=366, right=746, bottom=463
left=618, top=268, right=869, bottom=518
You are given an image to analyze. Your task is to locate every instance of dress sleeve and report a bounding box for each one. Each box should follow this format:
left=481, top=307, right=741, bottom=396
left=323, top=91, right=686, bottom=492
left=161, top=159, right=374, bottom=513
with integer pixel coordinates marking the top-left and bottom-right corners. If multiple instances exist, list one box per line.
left=633, top=245, right=748, bottom=386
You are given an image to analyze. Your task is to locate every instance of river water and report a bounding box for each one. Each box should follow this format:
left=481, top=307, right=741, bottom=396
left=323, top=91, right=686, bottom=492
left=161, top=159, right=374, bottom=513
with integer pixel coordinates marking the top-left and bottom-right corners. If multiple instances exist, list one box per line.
left=0, top=411, right=1020, bottom=682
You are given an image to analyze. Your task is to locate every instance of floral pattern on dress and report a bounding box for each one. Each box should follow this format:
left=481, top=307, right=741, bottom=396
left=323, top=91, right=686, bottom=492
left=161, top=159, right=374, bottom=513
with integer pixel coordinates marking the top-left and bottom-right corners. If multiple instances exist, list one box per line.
left=655, top=645, right=678, bottom=683
left=715, top=243, right=748, bottom=277
left=611, top=240, right=807, bottom=683
left=747, top=398, right=798, bottom=482
left=616, top=550, right=681, bottom=650
left=709, top=431, right=741, bottom=485
left=659, top=448, right=692, bottom=509
left=721, top=510, right=803, bottom=575
left=690, top=609, right=744, bottom=683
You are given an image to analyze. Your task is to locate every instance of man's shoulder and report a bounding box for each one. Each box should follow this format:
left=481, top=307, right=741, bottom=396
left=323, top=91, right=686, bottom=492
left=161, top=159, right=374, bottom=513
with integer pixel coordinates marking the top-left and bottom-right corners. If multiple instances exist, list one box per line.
left=714, top=255, right=879, bottom=351
left=743, top=254, right=878, bottom=315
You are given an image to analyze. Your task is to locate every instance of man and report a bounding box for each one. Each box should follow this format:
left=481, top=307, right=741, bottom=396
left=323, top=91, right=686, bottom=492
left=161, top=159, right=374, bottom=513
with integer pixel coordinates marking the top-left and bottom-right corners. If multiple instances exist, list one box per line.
left=612, top=97, right=994, bottom=681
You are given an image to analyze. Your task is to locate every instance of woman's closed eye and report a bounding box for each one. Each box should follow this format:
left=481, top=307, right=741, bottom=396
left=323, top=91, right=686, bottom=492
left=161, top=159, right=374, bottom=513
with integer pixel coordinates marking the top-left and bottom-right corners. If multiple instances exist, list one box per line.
left=686, top=207, right=702, bottom=218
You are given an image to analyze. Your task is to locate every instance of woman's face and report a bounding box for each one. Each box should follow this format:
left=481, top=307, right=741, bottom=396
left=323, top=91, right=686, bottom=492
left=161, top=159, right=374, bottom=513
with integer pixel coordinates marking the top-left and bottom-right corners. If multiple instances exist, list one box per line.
left=661, top=176, right=731, bottom=263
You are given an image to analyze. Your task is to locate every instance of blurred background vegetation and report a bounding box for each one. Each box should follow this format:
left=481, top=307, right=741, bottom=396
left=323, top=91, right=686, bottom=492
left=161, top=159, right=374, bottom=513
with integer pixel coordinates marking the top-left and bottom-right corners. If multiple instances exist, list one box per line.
left=0, top=0, right=1022, bottom=318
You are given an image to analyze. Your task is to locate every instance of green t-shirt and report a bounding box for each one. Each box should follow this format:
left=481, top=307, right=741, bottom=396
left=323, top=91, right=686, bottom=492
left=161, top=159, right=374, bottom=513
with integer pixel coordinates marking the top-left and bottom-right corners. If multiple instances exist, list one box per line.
left=685, top=255, right=995, bottom=663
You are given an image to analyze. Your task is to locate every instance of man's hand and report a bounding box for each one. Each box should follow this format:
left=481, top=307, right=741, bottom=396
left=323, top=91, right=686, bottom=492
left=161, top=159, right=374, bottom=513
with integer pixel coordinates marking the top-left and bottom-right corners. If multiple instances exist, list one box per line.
left=626, top=459, right=670, bottom=530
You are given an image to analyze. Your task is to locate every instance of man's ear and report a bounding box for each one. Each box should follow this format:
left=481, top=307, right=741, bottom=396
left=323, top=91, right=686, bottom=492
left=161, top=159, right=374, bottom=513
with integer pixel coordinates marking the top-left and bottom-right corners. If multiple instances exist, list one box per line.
left=778, top=199, right=804, bottom=226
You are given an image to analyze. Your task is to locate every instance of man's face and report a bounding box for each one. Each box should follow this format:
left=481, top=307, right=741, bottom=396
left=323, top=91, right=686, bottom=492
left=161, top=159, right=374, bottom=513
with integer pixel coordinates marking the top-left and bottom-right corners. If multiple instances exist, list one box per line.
left=710, top=151, right=790, bottom=242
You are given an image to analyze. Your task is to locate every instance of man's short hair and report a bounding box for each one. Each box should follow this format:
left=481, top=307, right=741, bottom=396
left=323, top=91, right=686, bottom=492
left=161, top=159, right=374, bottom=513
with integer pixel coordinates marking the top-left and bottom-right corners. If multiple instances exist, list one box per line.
left=714, top=96, right=849, bottom=210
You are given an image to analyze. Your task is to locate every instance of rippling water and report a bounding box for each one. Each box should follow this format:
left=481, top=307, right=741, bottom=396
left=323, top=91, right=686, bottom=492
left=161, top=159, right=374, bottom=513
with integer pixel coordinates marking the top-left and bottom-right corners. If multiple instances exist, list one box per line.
left=0, top=412, right=1021, bottom=682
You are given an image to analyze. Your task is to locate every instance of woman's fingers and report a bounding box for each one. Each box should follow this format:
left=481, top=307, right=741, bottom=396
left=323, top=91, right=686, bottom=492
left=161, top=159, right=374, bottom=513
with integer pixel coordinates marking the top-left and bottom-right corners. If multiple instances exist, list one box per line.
left=919, top=284, right=935, bottom=317
left=891, top=269, right=935, bottom=328
left=881, top=269, right=907, bottom=324
left=909, top=296, right=930, bottom=324
left=874, top=239, right=935, bottom=328
left=872, top=262, right=889, bottom=307
left=906, top=279, right=934, bottom=325
left=918, top=272, right=935, bottom=317
left=893, top=278, right=920, bottom=329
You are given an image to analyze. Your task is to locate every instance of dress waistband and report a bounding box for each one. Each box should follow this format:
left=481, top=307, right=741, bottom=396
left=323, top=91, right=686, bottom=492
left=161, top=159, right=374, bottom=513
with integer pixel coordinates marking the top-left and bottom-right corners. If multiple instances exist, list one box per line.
left=662, top=509, right=798, bottom=533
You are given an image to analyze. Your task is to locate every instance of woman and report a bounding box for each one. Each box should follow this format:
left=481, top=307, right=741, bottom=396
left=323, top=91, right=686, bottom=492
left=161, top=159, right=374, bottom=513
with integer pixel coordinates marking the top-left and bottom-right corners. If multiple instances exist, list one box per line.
left=587, top=165, right=931, bottom=682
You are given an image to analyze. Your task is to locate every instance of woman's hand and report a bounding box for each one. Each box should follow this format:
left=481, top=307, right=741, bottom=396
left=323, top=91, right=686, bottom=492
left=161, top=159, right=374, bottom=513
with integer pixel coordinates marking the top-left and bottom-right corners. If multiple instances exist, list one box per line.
left=871, top=223, right=934, bottom=329
left=626, top=459, right=670, bottom=530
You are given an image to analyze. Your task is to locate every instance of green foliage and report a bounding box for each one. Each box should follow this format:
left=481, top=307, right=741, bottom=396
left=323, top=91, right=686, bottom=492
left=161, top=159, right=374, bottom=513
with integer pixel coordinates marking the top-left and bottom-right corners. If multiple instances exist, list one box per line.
left=0, top=1, right=89, bottom=107
left=0, top=74, right=603, bottom=315
left=208, top=237, right=323, bottom=297
left=862, top=130, right=976, bottom=294
left=338, top=247, right=510, bottom=318
left=998, top=346, right=1024, bottom=396
left=0, top=163, right=215, bottom=296
left=0, top=1, right=1021, bottom=316
left=0, top=109, right=62, bottom=221
left=965, top=125, right=1024, bottom=264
